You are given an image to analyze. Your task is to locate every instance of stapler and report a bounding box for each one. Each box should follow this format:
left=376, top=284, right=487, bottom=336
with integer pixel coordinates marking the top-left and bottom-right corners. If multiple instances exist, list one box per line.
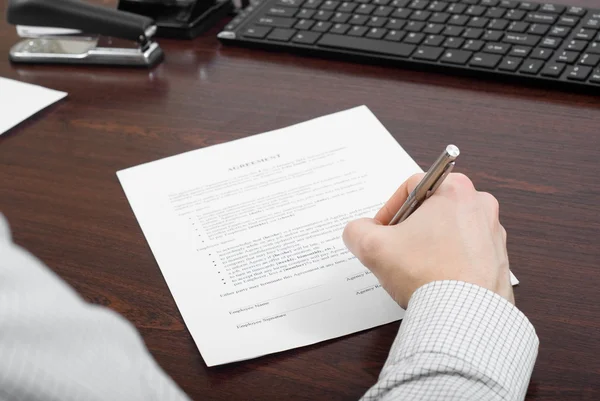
left=6, top=0, right=164, bottom=67
left=117, top=0, right=233, bottom=39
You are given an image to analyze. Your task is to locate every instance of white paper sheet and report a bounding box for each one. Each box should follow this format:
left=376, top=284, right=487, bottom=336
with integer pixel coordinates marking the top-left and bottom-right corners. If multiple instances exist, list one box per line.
left=118, top=106, right=518, bottom=366
left=0, top=77, right=67, bottom=136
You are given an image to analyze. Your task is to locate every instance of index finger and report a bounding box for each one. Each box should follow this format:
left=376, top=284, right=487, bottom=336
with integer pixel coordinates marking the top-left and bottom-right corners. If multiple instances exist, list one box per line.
left=374, top=173, right=425, bottom=225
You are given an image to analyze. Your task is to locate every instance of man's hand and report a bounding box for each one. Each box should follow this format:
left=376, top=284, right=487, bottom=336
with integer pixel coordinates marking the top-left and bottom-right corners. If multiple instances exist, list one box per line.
left=343, top=173, right=514, bottom=309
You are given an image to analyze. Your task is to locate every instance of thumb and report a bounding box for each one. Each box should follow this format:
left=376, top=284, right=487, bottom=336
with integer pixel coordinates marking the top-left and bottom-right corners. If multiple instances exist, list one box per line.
left=342, top=218, right=388, bottom=269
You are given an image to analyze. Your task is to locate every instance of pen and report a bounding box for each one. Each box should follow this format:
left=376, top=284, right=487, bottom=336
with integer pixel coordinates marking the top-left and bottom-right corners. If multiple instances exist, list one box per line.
left=388, top=144, right=460, bottom=225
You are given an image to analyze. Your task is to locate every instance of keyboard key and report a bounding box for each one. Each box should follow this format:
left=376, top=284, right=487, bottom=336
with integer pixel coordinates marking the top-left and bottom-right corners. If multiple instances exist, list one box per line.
left=428, top=1, right=448, bottom=12
left=566, top=40, right=587, bottom=52
left=424, top=34, right=445, bottom=46
left=503, top=33, right=540, bottom=46
left=390, top=0, right=410, bottom=6
left=444, top=26, right=464, bottom=36
left=549, top=26, right=570, bottom=37
left=267, top=7, right=298, bottom=17
left=444, top=37, right=465, bottom=48
left=469, top=52, right=501, bottom=68
left=366, top=27, right=388, bottom=38
left=525, top=13, right=557, bottom=24
left=409, top=0, right=430, bottom=9
left=558, top=16, right=578, bottom=26
left=505, top=9, right=526, bottom=21
left=480, top=0, right=498, bottom=6
left=356, top=4, right=376, bottom=14
left=575, top=29, right=596, bottom=41
left=540, top=37, right=561, bottom=49
left=413, top=45, right=445, bottom=60
left=424, top=23, right=445, bottom=34
left=292, top=31, right=322, bottom=43
left=374, top=0, right=391, bottom=4
left=406, top=21, right=426, bottom=31
left=411, top=10, right=432, bottom=20
left=578, top=53, right=600, bottom=66
left=391, top=7, right=412, bottom=18
left=510, top=45, right=531, bottom=57
left=449, top=15, right=470, bottom=25
left=446, top=3, right=467, bottom=13
left=320, top=0, right=340, bottom=10
left=257, top=16, right=297, bottom=28
left=329, top=23, right=350, bottom=33
left=312, top=21, right=333, bottom=31
left=566, top=65, right=592, bottom=80
left=348, top=25, right=369, bottom=35
left=463, top=39, right=484, bottom=51
left=404, top=32, right=425, bottom=43
left=498, top=56, right=522, bottom=71
left=485, top=7, right=505, bottom=19
left=519, top=2, right=538, bottom=11
left=566, top=6, right=586, bottom=17
left=519, top=58, right=543, bottom=74
left=317, top=33, right=416, bottom=56
left=430, top=12, right=450, bottom=23
left=484, top=42, right=510, bottom=54
left=583, top=17, right=600, bottom=29
left=440, top=49, right=473, bottom=64
left=296, top=8, right=316, bottom=18
left=374, top=5, right=394, bottom=16
left=556, top=50, right=579, bottom=63
left=338, top=1, right=357, bottom=12
left=349, top=14, right=369, bottom=24
left=243, top=26, right=272, bottom=38
left=539, top=4, right=564, bottom=14
left=463, top=28, right=484, bottom=39
left=589, top=69, right=600, bottom=83
left=540, top=62, right=565, bottom=77
left=304, top=0, right=323, bottom=8
left=488, top=19, right=509, bottom=30
left=500, top=0, right=518, bottom=8
left=466, top=5, right=485, bottom=16
left=315, top=10, right=334, bottom=20
left=295, top=19, right=315, bottom=29
left=508, top=21, right=529, bottom=32
left=528, top=23, right=549, bottom=35
left=530, top=47, right=553, bottom=60
left=587, top=42, right=600, bottom=54
left=483, top=30, right=503, bottom=41
left=387, top=19, right=406, bottom=29
left=385, top=30, right=406, bottom=40
left=275, top=0, right=303, bottom=6
left=267, top=28, right=296, bottom=41
left=468, top=17, right=489, bottom=28
left=367, top=16, right=387, bottom=26
left=331, top=12, right=351, bottom=22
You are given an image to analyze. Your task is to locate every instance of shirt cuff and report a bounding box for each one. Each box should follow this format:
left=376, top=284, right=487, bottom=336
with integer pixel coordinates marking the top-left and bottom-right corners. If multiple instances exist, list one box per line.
left=381, top=281, right=539, bottom=400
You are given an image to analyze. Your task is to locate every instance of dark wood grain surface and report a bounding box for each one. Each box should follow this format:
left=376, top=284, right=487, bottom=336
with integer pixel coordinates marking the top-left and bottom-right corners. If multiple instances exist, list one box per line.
left=1, top=0, right=599, bottom=399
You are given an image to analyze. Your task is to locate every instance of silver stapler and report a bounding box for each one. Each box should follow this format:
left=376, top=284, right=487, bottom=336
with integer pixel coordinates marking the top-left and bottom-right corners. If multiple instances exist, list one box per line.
left=6, top=0, right=164, bottom=67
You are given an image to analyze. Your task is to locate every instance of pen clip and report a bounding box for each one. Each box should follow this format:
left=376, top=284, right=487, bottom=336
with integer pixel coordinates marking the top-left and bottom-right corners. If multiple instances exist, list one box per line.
left=426, top=161, right=455, bottom=199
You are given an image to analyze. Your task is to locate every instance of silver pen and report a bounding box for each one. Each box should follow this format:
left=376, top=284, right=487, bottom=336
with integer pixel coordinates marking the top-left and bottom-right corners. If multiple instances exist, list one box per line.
left=389, top=144, right=460, bottom=225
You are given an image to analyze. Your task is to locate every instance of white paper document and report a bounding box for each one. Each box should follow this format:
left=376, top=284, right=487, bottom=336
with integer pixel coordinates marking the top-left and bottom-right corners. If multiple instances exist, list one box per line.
left=118, top=106, right=518, bottom=366
left=0, top=77, right=67, bottom=136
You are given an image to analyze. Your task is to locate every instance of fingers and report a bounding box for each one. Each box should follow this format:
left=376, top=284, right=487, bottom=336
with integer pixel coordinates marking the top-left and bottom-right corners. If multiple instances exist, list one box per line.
left=375, top=173, right=424, bottom=225
left=343, top=218, right=389, bottom=267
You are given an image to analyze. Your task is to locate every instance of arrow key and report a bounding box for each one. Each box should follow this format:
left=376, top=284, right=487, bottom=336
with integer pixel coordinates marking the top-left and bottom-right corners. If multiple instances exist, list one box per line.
left=519, top=58, right=544, bottom=74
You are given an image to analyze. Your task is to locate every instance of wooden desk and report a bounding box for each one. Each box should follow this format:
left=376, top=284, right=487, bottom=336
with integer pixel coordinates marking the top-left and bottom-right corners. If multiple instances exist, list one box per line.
left=1, top=0, right=599, bottom=399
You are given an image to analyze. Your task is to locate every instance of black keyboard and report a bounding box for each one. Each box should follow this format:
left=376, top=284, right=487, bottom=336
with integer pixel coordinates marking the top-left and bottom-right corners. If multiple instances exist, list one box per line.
left=218, top=0, right=600, bottom=91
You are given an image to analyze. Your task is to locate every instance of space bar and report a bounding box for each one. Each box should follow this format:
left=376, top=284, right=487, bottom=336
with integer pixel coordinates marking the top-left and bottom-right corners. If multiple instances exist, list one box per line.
left=317, top=34, right=416, bottom=58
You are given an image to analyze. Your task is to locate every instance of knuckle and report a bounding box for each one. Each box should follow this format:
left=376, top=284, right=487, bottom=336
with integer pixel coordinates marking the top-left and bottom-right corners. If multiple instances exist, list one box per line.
left=450, top=173, right=475, bottom=190
left=480, top=191, right=500, bottom=215
left=357, top=231, right=384, bottom=265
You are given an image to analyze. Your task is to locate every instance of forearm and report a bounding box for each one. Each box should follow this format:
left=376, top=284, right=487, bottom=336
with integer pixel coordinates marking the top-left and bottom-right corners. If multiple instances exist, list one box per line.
left=0, top=215, right=190, bottom=401
left=362, top=281, right=539, bottom=401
